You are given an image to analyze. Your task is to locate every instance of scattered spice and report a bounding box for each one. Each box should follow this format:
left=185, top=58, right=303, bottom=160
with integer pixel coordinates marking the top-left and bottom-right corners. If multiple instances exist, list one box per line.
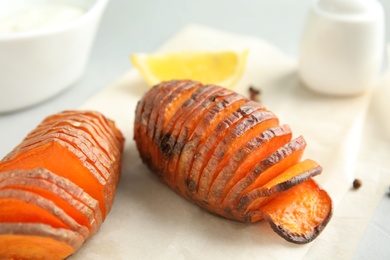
left=353, top=178, right=362, bottom=190
left=249, top=85, right=262, bottom=103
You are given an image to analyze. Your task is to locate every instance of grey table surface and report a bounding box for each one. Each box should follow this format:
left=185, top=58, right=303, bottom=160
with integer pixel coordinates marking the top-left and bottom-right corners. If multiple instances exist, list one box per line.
left=1, top=0, right=389, bottom=258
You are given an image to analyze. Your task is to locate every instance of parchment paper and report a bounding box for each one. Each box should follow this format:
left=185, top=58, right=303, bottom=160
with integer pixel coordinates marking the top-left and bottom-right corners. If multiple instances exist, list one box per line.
left=69, top=24, right=390, bottom=259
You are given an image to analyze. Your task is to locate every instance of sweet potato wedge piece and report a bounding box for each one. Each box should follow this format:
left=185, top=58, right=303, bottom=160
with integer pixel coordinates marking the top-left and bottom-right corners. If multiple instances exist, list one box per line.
left=0, top=223, right=84, bottom=260
left=0, top=168, right=102, bottom=229
left=257, top=179, right=332, bottom=244
left=134, top=80, right=333, bottom=244
left=0, top=189, right=89, bottom=239
left=0, top=175, right=98, bottom=235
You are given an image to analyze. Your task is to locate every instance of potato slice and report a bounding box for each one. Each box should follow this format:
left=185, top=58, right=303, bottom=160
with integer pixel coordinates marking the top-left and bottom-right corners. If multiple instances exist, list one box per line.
left=151, top=81, right=201, bottom=172
left=0, top=223, right=84, bottom=260
left=0, top=189, right=89, bottom=239
left=164, top=89, right=235, bottom=186
left=0, top=168, right=102, bottom=229
left=259, top=179, right=332, bottom=244
left=0, top=174, right=98, bottom=235
left=187, top=105, right=265, bottom=196
left=195, top=109, right=279, bottom=202
left=222, top=136, right=306, bottom=216
left=208, top=125, right=292, bottom=205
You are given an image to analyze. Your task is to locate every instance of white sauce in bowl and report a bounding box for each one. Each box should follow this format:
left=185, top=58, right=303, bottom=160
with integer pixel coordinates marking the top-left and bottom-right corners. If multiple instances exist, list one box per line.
left=0, top=4, right=85, bottom=34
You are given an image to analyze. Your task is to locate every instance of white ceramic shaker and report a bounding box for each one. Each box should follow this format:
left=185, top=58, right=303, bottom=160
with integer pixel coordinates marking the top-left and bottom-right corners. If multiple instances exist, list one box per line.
left=298, top=0, right=385, bottom=96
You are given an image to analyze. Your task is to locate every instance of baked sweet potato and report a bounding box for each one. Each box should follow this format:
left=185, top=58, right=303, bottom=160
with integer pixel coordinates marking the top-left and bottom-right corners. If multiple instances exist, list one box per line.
left=0, top=110, right=124, bottom=259
left=134, top=80, right=333, bottom=244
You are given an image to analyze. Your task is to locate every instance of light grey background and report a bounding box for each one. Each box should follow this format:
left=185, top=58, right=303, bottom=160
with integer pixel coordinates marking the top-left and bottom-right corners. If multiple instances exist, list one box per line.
left=1, top=0, right=389, bottom=258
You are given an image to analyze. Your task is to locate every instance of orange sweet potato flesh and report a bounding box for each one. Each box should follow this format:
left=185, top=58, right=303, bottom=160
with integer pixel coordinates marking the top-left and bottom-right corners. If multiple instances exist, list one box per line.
left=0, top=223, right=84, bottom=260
left=0, top=141, right=107, bottom=218
left=174, top=95, right=249, bottom=197
left=134, top=80, right=333, bottom=244
left=208, top=125, right=293, bottom=205
left=0, top=110, right=124, bottom=218
left=0, top=110, right=123, bottom=257
left=0, top=189, right=89, bottom=239
left=160, top=85, right=226, bottom=184
left=258, top=179, right=333, bottom=244
left=187, top=106, right=266, bottom=197
left=150, top=81, right=201, bottom=173
left=0, top=175, right=98, bottom=235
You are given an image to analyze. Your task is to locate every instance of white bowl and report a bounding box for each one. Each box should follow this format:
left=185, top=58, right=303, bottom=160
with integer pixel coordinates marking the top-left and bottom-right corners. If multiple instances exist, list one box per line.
left=0, top=0, right=109, bottom=113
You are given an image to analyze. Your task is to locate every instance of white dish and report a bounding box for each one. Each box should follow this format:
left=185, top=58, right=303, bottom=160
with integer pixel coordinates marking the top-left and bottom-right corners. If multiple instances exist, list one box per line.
left=0, top=0, right=109, bottom=113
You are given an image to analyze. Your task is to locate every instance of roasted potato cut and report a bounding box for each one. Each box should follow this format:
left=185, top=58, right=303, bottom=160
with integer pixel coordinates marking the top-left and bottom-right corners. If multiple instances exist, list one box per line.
left=195, top=109, right=279, bottom=202
left=0, top=175, right=98, bottom=235
left=0, top=189, right=89, bottom=239
left=13, top=133, right=110, bottom=183
left=149, top=81, right=201, bottom=172
left=0, top=168, right=102, bottom=228
left=134, top=80, right=333, bottom=244
left=0, top=141, right=108, bottom=217
left=0, top=111, right=124, bottom=218
left=208, top=125, right=293, bottom=204
left=258, top=179, right=333, bottom=244
left=0, top=223, right=84, bottom=260
left=187, top=106, right=267, bottom=196
left=163, top=89, right=235, bottom=185
left=241, top=159, right=323, bottom=222
left=222, top=136, right=306, bottom=212
left=175, top=98, right=252, bottom=196
left=26, top=116, right=121, bottom=162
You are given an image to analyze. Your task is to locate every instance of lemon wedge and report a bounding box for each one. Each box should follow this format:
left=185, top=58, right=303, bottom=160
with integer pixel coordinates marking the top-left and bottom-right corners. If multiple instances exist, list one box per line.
left=131, top=50, right=249, bottom=89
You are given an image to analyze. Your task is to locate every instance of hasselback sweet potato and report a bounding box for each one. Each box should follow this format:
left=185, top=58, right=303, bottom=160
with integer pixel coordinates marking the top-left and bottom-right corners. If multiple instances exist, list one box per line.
left=134, top=80, right=333, bottom=244
left=0, top=110, right=124, bottom=259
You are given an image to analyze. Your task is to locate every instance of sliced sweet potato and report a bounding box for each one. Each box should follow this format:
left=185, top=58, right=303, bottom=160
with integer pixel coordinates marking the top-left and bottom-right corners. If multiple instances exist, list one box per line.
left=15, top=133, right=110, bottom=183
left=0, top=175, right=98, bottom=235
left=150, top=81, right=201, bottom=172
left=0, top=111, right=124, bottom=218
left=134, top=80, right=333, bottom=244
left=0, top=168, right=102, bottom=228
left=23, top=124, right=112, bottom=172
left=25, top=116, right=120, bottom=163
left=0, top=189, right=89, bottom=239
left=137, top=80, right=184, bottom=168
left=34, top=110, right=124, bottom=148
left=175, top=98, right=253, bottom=197
left=162, top=87, right=232, bottom=185
left=242, top=159, right=323, bottom=222
left=257, top=179, right=332, bottom=244
left=0, top=141, right=107, bottom=216
left=208, top=125, right=292, bottom=205
left=186, top=105, right=265, bottom=196
left=194, top=109, right=279, bottom=203
left=0, top=223, right=84, bottom=260
left=229, top=136, right=306, bottom=212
